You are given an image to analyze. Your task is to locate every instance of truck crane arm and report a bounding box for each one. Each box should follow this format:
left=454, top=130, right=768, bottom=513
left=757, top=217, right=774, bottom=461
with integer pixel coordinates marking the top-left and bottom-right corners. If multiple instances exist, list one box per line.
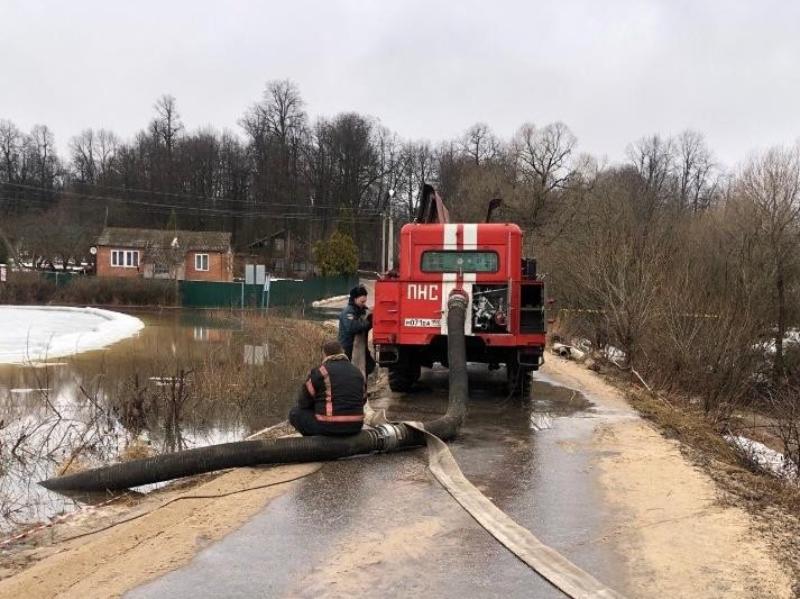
left=415, top=184, right=451, bottom=224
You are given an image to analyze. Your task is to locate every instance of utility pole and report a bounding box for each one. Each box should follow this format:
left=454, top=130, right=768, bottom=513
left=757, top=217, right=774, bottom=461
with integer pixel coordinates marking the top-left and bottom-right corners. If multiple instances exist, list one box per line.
left=380, top=215, right=386, bottom=273
left=387, top=216, right=394, bottom=270
left=387, top=189, right=395, bottom=271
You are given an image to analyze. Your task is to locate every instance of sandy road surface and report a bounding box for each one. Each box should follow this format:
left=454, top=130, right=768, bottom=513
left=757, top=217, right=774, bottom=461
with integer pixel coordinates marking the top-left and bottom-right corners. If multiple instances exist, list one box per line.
left=545, top=357, right=793, bottom=598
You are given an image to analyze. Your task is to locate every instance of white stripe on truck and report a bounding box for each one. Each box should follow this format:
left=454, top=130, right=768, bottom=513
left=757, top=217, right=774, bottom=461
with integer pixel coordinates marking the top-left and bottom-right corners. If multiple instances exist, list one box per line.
left=463, top=224, right=477, bottom=336
left=441, top=224, right=459, bottom=334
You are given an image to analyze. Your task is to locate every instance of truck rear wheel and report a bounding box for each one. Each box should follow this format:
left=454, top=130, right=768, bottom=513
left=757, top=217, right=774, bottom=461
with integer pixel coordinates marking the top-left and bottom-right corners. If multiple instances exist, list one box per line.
left=388, top=355, right=421, bottom=393
left=506, top=360, right=533, bottom=397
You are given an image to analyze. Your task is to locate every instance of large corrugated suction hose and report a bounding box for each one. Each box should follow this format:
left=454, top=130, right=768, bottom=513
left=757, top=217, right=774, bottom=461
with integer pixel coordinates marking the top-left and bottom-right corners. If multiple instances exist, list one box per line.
left=40, top=290, right=470, bottom=493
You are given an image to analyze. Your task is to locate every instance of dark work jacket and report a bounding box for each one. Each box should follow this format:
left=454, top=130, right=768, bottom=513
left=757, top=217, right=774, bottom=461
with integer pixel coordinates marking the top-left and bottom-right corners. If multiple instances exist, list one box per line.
left=298, top=354, right=366, bottom=433
left=338, top=300, right=371, bottom=356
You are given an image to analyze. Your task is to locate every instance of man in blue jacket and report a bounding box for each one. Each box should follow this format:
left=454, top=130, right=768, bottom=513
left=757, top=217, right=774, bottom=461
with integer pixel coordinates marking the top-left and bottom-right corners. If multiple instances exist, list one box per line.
left=338, top=285, right=375, bottom=375
left=289, top=339, right=366, bottom=436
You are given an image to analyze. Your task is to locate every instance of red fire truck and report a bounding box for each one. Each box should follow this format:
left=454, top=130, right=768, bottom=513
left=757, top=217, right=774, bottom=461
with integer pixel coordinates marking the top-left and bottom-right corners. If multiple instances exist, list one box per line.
left=372, top=186, right=546, bottom=393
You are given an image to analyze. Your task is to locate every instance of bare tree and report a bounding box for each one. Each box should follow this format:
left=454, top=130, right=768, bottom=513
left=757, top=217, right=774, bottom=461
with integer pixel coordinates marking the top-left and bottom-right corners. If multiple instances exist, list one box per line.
left=461, top=123, right=500, bottom=166
left=27, top=125, right=60, bottom=189
left=70, top=129, right=98, bottom=184
left=676, top=130, right=717, bottom=211
left=627, top=134, right=676, bottom=202
left=511, top=121, right=578, bottom=236
left=396, top=141, right=435, bottom=220
left=737, top=145, right=800, bottom=382
left=0, top=119, right=22, bottom=184
left=153, top=94, right=183, bottom=155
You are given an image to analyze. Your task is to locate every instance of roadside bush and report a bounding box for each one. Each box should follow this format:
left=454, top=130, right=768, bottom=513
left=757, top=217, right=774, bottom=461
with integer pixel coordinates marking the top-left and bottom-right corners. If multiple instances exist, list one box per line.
left=0, top=271, right=57, bottom=304
left=0, top=273, right=178, bottom=306
left=766, top=385, right=800, bottom=478
left=55, top=277, right=178, bottom=306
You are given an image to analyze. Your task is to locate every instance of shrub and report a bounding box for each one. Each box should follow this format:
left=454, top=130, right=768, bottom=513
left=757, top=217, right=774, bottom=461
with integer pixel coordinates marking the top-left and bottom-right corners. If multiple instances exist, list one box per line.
left=0, top=271, right=57, bottom=304
left=55, top=277, right=178, bottom=306
left=313, top=230, right=358, bottom=276
left=0, top=272, right=178, bottom=306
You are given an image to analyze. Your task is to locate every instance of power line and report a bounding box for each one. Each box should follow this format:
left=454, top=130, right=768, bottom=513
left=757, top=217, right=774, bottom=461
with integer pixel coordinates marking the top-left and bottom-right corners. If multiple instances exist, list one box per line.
left=0, top=183, right=384, bottom=221
left=0, top=199, right=385, bottom=224
left=1, top=180, right=388, bottom=210
left=64, top=180, right=317, bottom=208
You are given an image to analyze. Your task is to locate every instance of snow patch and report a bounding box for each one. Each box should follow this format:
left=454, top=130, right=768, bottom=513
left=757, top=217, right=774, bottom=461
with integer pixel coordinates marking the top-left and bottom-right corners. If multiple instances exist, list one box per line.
left=753, top=328, right=800, bottom=355
left=725, top=434, right=797, bottom=481
left=311, top=294, right=348, bottom=308
left=0, top=306, right=144, bottom=364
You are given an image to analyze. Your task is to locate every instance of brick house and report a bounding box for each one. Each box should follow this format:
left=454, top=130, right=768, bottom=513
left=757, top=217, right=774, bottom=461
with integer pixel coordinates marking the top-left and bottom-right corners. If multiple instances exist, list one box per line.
left=95, top=227, right=234, bottom=282
left=246, top=229, right=312, bottom=276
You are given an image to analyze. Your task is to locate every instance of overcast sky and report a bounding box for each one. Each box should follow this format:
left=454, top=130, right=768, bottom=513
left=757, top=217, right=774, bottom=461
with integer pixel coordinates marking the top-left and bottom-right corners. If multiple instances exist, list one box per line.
left=2, top=0, right=799, bottom=168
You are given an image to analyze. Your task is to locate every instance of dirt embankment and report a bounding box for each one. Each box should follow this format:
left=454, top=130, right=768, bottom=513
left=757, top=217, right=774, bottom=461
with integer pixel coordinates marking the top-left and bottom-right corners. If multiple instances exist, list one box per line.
left=543, top=357, right=796, bottom=598
left=0, top=463, right=320, bottom=599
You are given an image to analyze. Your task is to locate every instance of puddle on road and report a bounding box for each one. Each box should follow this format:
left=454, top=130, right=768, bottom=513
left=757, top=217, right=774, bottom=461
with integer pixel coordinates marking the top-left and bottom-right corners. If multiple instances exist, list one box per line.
left=381, top=364, right=595, bottom=433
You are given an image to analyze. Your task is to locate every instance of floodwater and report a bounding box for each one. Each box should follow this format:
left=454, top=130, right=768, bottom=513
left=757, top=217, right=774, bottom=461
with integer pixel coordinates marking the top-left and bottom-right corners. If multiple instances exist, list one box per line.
left=129, top=366, right=630, bottom=598
left=0, top=309, right=302, bottom=533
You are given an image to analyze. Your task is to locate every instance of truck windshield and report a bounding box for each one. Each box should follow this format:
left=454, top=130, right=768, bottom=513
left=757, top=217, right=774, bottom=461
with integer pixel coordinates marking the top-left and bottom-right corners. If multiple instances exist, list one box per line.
left=421, top=251, right=498, bottom=273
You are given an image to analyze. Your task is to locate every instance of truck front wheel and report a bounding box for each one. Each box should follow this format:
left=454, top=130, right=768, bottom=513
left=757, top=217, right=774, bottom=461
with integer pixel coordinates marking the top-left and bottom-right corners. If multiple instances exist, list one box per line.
left=387, top=354, right=421, bottom=393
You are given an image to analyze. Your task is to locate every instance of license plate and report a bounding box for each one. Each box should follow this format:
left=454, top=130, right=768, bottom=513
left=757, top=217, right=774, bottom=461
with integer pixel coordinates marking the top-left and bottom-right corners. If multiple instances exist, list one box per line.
left=404, top=318, right=440, bottom=328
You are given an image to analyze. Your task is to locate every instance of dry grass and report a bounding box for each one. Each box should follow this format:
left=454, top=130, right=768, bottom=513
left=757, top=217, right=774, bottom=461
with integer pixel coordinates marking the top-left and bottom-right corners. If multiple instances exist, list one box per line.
left=107, top=313, right=329, bottom=446
left=120, top=440, right=156, bottom=462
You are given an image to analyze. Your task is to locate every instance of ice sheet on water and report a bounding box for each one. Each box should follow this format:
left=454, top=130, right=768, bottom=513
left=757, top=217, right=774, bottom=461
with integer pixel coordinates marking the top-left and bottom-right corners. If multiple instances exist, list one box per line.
left=0, top=305, right=144, bottom=364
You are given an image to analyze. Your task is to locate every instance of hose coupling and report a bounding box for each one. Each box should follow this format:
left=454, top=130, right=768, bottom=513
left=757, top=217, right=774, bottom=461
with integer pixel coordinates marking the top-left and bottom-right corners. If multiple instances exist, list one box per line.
left=447, top=288, right=469, bottom=310
left=374, top=422, right=409, bottom=452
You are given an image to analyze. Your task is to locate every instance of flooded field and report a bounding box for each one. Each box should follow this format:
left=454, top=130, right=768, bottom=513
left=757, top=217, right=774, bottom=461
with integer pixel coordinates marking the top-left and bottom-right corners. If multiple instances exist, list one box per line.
left=0, top=308, right=326, bottom=534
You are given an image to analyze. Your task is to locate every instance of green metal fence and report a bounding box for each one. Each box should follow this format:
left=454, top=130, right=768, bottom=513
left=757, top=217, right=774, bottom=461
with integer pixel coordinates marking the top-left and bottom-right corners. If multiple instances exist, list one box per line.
left=40, top=271, right=81, bottom=287
left=30, top=271, right=357, bottom=309
left=178, top=275, right=358, bottom=309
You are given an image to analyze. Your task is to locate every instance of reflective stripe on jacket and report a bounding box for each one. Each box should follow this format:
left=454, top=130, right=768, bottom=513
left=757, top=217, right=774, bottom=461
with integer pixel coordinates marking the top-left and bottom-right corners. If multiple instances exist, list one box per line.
left=300, top=354, right=366, bottom=424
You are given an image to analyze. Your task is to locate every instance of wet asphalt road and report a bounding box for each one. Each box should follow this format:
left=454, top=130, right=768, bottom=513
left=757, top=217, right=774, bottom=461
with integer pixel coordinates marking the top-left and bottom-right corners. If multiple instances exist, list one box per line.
left=127, top=365, right=632, bottom=598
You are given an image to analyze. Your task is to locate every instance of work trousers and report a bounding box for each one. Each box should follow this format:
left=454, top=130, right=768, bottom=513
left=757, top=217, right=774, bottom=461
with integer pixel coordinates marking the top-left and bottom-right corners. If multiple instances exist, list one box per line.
left=288, top=406, right=363, bottom=437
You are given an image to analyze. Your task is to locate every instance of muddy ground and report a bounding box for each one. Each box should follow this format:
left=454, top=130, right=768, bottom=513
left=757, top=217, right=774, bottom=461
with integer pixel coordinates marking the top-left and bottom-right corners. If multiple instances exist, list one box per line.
left=0, top=357, right=795, bottom=598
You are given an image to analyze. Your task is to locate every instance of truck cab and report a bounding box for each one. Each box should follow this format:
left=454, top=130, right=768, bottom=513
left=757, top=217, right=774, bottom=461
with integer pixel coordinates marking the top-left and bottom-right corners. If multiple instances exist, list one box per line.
left=373, top=222, right=546, bottom=393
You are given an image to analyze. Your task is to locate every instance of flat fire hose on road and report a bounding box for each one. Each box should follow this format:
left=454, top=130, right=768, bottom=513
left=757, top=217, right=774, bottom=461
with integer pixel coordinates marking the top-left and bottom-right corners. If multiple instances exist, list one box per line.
left=405, top=420, right=625, bottom=599
left=361, top=311, right=623, bottom=598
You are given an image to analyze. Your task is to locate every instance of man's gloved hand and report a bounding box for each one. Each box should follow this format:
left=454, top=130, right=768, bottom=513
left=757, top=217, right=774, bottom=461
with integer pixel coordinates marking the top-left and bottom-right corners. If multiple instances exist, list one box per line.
left=366, top=312, right=373, bottom=329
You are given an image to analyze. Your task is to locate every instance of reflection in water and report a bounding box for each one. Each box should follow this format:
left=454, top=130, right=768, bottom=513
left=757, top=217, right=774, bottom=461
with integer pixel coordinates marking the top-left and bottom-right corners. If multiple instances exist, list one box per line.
left=0, top=310, right=325, bottom=533
left=530, top=412, right=554, bottom=431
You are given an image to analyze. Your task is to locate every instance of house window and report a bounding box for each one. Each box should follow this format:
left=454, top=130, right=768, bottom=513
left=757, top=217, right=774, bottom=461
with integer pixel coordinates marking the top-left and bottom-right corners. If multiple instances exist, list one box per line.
left=111, top=249, right=139, bottom=268
left=274, top=258, right=285, bottom=271
left=273, top=237, right=285, bottom=252
left=293, top=260, right=306, bottom=272
left=195, top=253, right=209, bottom=271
